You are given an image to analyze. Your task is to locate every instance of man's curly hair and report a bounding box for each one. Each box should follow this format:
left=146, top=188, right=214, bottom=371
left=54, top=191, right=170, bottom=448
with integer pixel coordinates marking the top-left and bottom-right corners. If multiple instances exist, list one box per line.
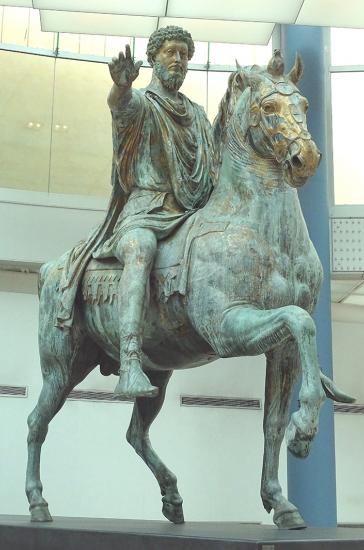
left=146, top=26, right=194, bottom=66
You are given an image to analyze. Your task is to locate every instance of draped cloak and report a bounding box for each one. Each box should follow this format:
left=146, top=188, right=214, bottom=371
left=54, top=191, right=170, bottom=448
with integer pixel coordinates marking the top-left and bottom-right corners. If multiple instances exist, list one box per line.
left=56, top=88, right=213, bottom=328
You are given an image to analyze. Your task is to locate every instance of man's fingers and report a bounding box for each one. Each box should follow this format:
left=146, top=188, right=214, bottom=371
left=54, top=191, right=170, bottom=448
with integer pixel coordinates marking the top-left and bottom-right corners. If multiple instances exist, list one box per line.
left=118, top=51, right=125, bottom=62
left=135, top=60, right=143, bottom=71
left=125, top=44, right=131, bottom=59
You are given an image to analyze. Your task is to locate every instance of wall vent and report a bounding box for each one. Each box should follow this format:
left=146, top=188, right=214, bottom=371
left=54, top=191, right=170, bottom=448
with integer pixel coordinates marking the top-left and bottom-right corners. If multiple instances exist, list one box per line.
left=0, top=385, right=27, bottom=397
left=181, top=395, right=261, bottom=410
left=334, top=403, right=364, bottom=415
left=68, top=389, right=133, bottom=404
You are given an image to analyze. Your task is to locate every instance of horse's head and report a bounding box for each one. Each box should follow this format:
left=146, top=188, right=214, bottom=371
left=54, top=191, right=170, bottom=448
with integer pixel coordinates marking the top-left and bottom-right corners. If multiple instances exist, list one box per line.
left=213, top=50, right=321, bottom=188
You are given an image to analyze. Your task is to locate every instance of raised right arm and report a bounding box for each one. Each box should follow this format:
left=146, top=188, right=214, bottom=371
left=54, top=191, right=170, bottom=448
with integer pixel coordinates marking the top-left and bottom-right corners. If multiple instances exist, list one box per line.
left=107, top=44, right=143, bottom=111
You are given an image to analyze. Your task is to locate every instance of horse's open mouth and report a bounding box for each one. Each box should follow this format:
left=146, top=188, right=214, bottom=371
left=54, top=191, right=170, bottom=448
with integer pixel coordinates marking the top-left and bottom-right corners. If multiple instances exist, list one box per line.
left=284, top=161, right=307, bottom=188
left=284, top=143, right=321, bottom=187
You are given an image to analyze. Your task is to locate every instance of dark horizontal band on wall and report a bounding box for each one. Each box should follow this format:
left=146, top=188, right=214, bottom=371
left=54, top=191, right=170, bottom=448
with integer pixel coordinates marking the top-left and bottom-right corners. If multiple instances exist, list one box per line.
left=181, top=395, right=262, bottom=410
left=68, top=389, right=133, bottom=403
left=334, top=403, right=364, bottom=414
left=0, top=385, right=27, bottom=397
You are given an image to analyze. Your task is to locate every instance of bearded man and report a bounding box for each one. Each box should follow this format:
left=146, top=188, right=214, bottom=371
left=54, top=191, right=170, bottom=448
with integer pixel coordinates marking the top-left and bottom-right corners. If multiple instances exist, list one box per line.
left=57, top=26, right=213, bottom=398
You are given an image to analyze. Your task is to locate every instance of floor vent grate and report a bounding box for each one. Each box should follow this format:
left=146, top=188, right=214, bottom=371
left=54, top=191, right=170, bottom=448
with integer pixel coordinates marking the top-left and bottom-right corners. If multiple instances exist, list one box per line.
left=181, top=395, right=261, bottom=410
left=0, top=385, right=27, bottom=397
left=334, top=403, right=364, bottom=414
left=68, top=389, right=133, bottom=404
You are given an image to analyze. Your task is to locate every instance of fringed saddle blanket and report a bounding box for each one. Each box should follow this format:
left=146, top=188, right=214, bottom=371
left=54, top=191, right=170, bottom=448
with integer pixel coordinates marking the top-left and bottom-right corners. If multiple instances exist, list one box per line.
left=81, top=219, right=228, bottom=306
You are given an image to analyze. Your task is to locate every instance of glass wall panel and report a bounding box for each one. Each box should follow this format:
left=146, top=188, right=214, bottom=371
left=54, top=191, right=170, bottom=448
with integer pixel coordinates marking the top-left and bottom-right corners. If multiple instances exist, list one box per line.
left=50, top=59, right=112, bottom=196
left=28, top=9, right=55, bottom=50
left=58, top=32, right=80, bottom=54
left=105, top=36, right=131, bottom=58
left=209, top=39, right=272, bottom=67
left=135, top=66, right=152, bottom=88
left=0, top=7, right=3, bottom=42
left=331, top=72, right=364, bottom=205
left=79, top=34, right=106, bottom=56
left=180, top=70, right=207, bottom=111
left=0, top=50, right=54, bottom=191
left=207, top=71, right=229, bottom=123
left=190, top=41, right=208, bottom=65
left=2, top=6, right=29, bottom=47
left=134, top=37, right=148, bottom=63
left=331, top=28, right=364, bottom=66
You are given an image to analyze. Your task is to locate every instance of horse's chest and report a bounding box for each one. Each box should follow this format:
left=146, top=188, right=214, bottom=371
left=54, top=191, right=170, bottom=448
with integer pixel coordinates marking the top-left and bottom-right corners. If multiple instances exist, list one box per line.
left=267, top=249, right=322, bottom=311
left=213, top=227, right=322, bottom=312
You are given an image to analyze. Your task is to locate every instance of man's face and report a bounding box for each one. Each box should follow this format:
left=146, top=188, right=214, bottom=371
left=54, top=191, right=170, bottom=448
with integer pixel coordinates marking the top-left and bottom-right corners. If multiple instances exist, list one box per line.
left=153, top=39, right=189, bottom=91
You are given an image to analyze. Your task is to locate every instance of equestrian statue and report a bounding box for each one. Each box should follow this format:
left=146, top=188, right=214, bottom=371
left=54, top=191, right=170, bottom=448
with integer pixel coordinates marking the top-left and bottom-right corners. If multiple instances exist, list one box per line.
left=25, top=26, right=354, bottom=530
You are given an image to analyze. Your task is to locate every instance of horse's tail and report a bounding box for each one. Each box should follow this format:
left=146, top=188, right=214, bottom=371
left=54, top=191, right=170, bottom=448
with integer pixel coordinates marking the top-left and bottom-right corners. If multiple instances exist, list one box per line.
left=320, top=372, right=355, bottom=404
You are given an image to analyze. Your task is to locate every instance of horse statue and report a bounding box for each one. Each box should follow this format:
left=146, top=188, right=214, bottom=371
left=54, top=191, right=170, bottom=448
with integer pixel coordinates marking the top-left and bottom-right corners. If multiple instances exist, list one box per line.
left=25, top=51, right=354, bottom=529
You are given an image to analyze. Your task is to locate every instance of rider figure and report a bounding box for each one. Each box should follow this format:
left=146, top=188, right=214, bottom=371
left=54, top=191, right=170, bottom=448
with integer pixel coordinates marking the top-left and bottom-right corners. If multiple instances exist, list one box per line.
left=91, top=27, right=214, bottom=398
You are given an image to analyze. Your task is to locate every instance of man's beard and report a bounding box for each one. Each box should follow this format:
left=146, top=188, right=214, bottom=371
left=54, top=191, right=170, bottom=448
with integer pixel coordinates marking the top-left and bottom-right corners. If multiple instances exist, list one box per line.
left=154, top=61, right=186, bottom=91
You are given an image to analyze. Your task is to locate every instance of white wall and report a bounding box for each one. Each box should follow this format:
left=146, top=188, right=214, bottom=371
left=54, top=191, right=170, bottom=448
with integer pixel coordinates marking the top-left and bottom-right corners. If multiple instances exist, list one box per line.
left=0, top=277, right=282, bottom=524
left=0, top=190, right=106, bottom=264
left=331, top=315, right=364, bottom=524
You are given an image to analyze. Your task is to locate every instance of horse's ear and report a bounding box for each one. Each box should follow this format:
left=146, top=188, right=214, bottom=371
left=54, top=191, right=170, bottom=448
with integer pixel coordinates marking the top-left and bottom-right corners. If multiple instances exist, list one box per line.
left=288, top=53, right=304, bottom=84
left=267, top=49, right=284, bottom=77
left=235, top=68, right=250, bottom=91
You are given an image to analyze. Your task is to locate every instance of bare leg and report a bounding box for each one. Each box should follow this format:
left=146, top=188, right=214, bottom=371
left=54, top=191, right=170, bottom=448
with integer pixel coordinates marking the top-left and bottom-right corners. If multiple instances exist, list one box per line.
left=114, top=228, right=158, bottom=398
left=126, top=369, right=184, bottom=523
left=261, top=342, right=305, bottom=529
left=26, top=341, right=97, bottom=521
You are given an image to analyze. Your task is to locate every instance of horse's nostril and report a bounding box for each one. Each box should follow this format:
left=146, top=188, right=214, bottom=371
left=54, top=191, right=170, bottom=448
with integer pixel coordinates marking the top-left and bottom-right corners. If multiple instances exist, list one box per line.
left=292, top=155, right=303, bottom=168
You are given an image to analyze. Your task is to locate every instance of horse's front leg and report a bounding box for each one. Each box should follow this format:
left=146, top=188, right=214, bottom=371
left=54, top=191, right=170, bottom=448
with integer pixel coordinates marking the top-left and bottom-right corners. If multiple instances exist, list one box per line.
left=126, top=369, right=184, bottom=523
left=261, top=342, right=305, bottom=529
left=220, top=305, right=325, bottom=457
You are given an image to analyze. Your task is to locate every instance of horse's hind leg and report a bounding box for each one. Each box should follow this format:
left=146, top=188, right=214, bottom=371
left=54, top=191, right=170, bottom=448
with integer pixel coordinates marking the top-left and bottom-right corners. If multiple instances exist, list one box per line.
left=260, top=342, right=305, bottom=529
left=26, top=340, right=98, bottom=522
left=126, top=369, right=184, bottom=523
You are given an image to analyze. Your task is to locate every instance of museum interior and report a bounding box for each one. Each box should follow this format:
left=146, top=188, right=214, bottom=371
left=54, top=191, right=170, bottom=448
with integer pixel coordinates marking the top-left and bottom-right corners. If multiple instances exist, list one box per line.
left=0, top=0, right=364, bottom=536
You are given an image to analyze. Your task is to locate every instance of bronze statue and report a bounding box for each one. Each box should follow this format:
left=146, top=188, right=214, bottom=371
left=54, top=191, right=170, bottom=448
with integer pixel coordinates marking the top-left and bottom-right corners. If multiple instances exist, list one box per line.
left=56, top=26, right=213, bottom=398
left=26, top=47, right=354, bottom=529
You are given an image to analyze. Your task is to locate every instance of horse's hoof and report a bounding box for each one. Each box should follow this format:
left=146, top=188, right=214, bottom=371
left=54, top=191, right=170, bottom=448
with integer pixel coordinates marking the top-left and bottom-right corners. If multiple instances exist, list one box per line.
left=274, top=508, right=306, bottom=530
left=162, top=501, right=184, bottom=524
left=30, top=504, right=53, bottom=522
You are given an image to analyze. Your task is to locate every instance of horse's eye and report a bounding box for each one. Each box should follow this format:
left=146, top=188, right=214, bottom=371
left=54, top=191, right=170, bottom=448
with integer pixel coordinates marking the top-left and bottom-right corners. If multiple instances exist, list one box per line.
left=262, top=102, right=277, bottom=114
left=303, top=100, right=309, bottom=113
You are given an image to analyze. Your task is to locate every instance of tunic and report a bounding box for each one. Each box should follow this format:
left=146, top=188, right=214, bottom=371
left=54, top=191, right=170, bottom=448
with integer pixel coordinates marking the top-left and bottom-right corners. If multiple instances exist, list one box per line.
left=56, top=87, right=213, bottom=327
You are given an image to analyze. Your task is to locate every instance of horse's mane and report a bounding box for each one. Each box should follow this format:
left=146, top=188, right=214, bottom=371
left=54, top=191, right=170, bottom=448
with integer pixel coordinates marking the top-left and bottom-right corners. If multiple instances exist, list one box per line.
left=212, top=65, right=263, bottom=170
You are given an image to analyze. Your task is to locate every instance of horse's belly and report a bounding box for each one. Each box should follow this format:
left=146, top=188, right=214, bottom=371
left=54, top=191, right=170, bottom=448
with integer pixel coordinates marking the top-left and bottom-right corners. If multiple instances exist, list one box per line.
left=82, top=295, right=215, bottom=371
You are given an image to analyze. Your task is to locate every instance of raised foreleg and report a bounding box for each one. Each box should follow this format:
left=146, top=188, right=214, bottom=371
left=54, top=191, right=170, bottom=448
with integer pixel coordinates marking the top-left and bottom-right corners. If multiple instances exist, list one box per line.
left=219, top=305, right=325, bottom=457
left=126, top=369, right=184, bottom=523
left=261, top=342, right=305, bottom=529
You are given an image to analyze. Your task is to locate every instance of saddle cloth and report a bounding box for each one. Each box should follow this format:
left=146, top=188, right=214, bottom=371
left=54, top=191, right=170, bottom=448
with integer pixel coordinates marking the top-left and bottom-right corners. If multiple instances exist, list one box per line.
left=82, top=217, right=228, bottom=305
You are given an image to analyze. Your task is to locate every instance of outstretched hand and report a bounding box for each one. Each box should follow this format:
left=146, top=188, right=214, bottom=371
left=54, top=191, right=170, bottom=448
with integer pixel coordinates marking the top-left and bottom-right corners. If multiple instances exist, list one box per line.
left=108, top=44, right=143, bottom=89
